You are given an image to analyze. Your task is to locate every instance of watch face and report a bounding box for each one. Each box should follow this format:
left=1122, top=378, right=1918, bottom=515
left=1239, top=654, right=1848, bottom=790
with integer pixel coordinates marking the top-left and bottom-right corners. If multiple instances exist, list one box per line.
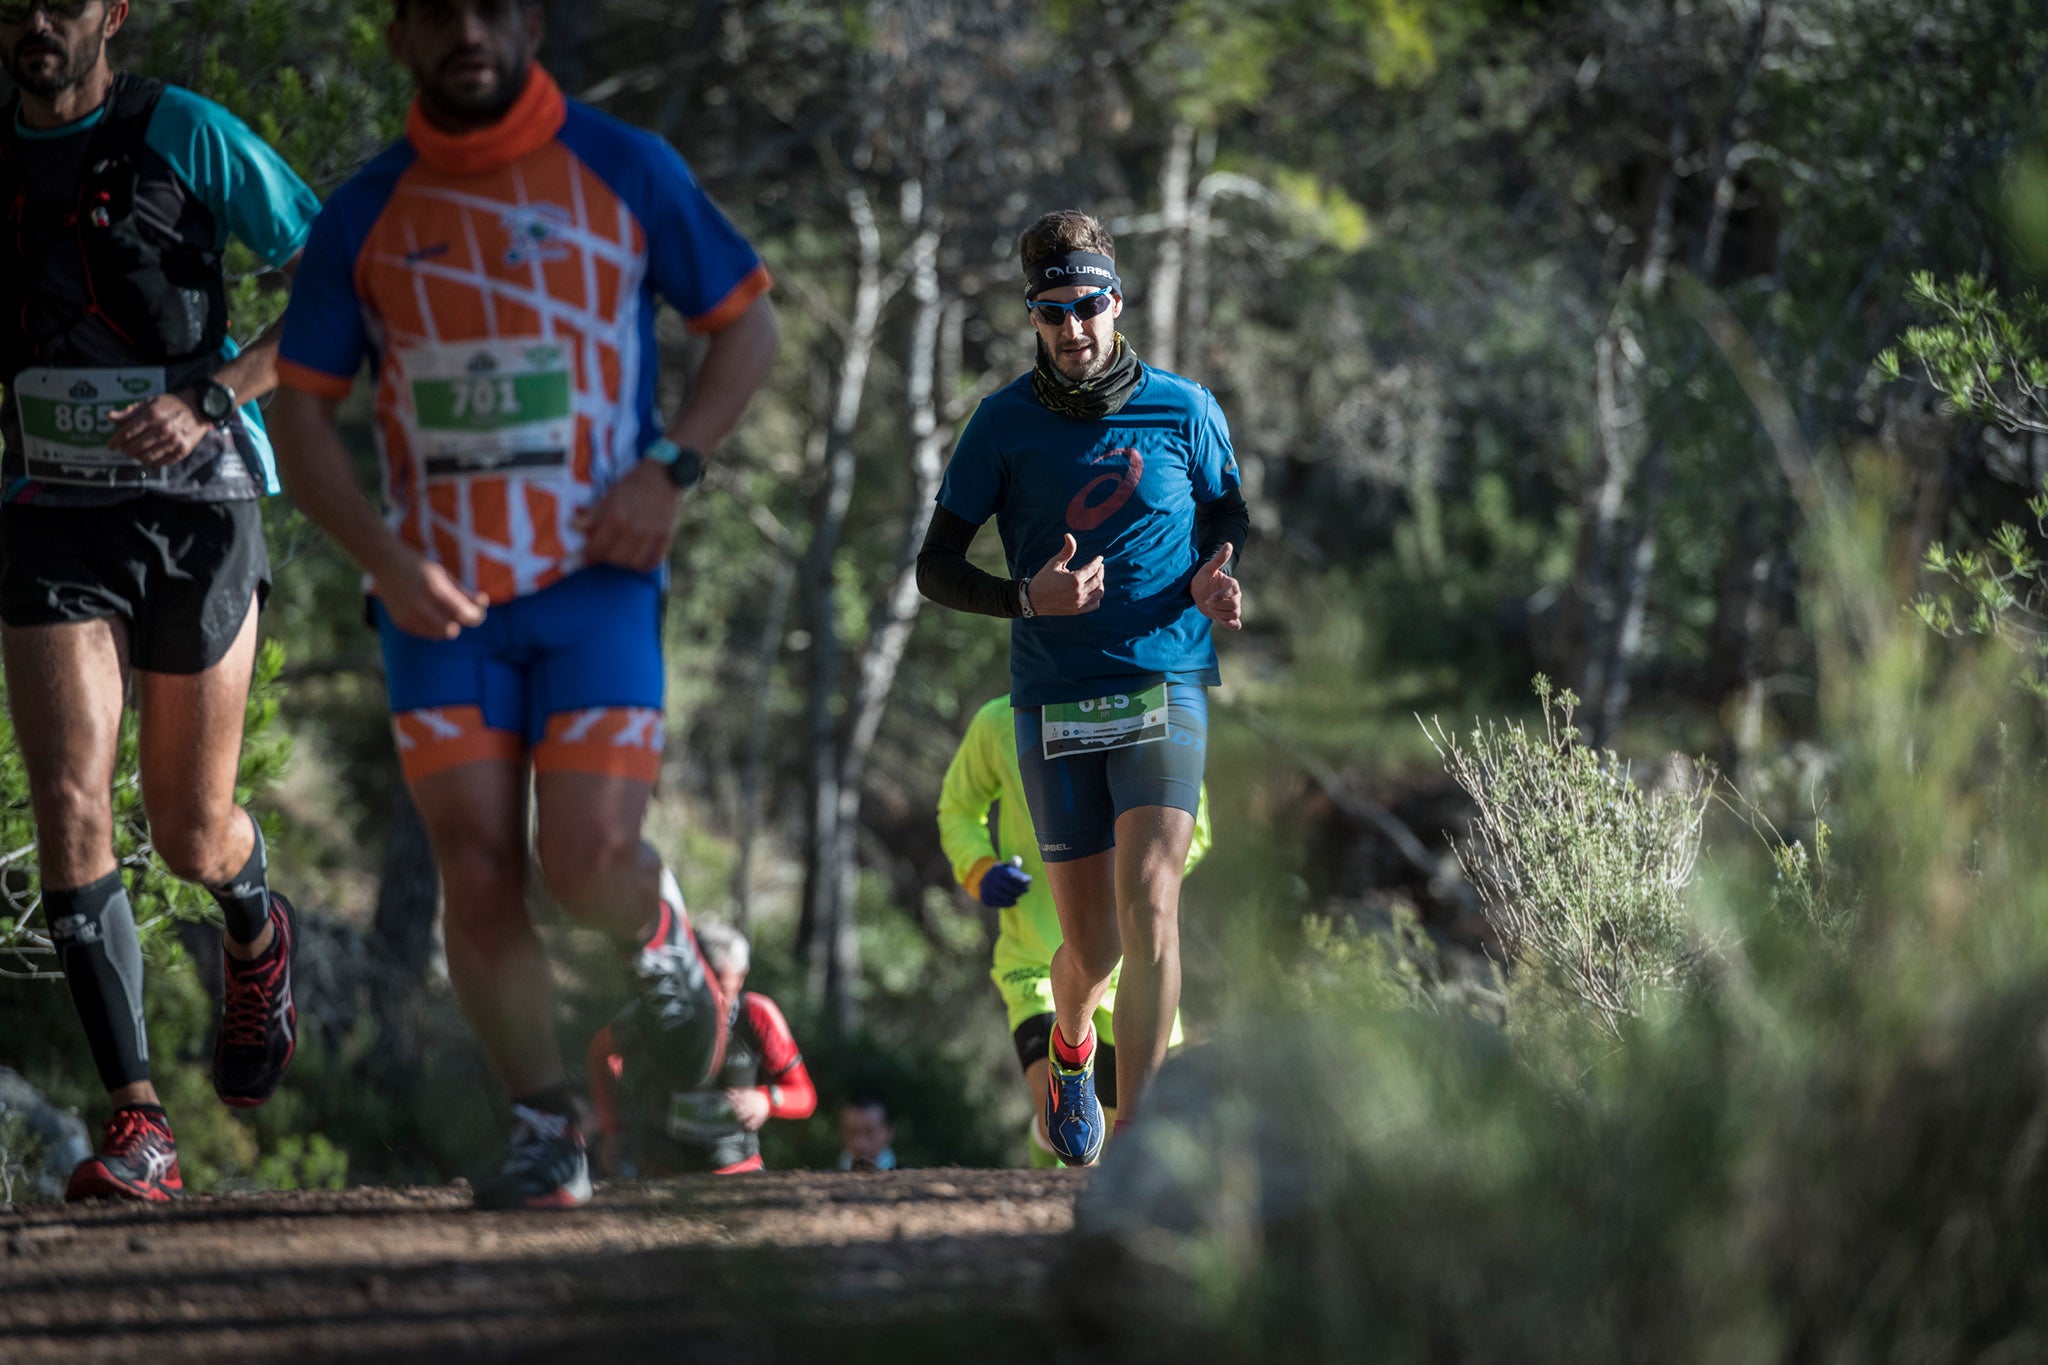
left=666, top=446, right=705, bottom=490
left=201, top=384, right=234, bottom=422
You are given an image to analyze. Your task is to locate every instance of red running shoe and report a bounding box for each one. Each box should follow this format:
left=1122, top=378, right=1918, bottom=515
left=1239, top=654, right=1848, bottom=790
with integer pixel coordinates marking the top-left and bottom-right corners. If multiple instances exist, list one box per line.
left=65, top=1106, right=182, bottom=1202
left=212, top=893, right=298, bottom=1107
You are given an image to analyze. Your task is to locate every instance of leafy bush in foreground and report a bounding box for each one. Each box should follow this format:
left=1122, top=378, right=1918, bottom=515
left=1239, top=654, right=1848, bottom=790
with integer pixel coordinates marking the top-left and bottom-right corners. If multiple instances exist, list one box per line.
left=1424, top=676, right=1713, bottom=1041
left=1076, top=478, right=2048, bottom=1362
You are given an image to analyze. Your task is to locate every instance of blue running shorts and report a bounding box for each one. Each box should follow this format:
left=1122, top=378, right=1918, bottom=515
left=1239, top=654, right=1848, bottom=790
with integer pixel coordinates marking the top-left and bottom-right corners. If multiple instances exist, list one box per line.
left=374, top=565, right=666, bottom=783
left=1012, top=680, right=1208, bottom=863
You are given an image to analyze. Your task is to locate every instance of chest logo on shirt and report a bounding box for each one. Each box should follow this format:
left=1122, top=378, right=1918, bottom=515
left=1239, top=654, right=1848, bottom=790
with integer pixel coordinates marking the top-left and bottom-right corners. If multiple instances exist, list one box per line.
left=1066, top=446, right=1144, bottom=532
left=501, top=203, right=575, bottom=267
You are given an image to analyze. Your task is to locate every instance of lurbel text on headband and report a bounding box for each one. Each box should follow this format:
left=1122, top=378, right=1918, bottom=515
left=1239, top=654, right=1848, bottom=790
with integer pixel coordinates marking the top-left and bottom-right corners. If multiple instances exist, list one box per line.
left=1027, top=251, right=1120, bottom=299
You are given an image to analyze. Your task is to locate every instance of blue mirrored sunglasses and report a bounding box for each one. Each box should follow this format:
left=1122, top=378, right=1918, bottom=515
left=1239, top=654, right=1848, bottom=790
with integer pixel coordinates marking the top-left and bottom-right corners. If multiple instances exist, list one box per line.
left=1026, top=287, right=1117, bottom=327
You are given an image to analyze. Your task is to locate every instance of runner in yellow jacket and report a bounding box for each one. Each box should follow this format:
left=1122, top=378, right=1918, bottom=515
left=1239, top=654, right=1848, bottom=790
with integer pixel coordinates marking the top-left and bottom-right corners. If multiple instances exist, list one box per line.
left=938, top=695, right=1206, bottom=1167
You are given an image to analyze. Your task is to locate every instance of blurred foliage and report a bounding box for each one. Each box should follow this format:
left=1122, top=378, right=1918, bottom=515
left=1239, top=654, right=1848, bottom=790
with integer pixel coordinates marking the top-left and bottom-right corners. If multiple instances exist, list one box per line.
left=1078, top=471, right=2048, bottom=1359
left=1883, top=273, right=2048, bottom=696
left=1425, top=676, right=1714, bottom=1041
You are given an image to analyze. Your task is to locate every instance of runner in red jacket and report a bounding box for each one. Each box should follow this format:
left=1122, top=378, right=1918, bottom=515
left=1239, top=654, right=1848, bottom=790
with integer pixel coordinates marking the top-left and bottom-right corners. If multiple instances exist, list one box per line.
left=590, top=926, right=816, bottom=1175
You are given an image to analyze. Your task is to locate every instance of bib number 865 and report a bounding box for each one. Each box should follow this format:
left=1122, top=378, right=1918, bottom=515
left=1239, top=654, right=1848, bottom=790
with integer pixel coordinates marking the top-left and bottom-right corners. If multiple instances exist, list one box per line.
left=51, top=403, right=114, bottom=436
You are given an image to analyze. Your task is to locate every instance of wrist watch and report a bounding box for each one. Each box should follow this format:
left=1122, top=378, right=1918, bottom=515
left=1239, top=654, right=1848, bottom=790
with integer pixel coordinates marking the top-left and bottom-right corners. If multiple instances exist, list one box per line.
left=644, top=437, right=706, bottom=492
left=197, top=379, right=237, bottom=423
left=1017, top=577, right=1037, bottom=618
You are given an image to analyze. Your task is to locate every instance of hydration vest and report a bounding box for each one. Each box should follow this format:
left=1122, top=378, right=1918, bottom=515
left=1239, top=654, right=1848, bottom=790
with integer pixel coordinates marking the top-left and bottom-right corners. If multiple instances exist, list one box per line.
left=0, top=74, right=229, bottom=383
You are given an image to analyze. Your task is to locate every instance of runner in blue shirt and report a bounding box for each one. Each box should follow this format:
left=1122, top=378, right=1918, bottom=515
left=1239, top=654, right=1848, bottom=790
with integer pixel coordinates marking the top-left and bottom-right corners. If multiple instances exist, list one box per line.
left=916, top=209, right=1247, bottom=1165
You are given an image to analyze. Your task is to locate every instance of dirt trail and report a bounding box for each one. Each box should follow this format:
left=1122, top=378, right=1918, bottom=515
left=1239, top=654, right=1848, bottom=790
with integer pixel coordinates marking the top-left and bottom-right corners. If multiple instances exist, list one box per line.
left=0, top=1169, right=1083, bottom=1362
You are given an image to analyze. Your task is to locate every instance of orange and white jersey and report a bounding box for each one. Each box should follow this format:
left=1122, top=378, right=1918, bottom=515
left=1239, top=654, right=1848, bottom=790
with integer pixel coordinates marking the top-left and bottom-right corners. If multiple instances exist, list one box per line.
left=278, top=66, right=769, bottom=602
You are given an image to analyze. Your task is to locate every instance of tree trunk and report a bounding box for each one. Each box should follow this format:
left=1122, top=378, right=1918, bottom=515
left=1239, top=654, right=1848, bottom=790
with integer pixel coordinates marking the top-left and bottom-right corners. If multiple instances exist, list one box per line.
left=731, top=552, right=797, bottom=935
left=1574, top=320, right=1640, bottom=741
left=1591, top=440, right=1666, bottom=746
left=1181, top=127, right=1218, bottom=376
left=1146, top=121, right=1195, bottom=372
left=821, top=226, right=949, bottom=1030
left=796, top=186, right=887, bottom=1012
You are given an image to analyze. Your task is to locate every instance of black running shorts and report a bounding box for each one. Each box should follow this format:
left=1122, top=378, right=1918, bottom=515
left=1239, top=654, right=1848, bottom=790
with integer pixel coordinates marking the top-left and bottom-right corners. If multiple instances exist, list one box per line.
left=0, top=496, right=269, bottom=674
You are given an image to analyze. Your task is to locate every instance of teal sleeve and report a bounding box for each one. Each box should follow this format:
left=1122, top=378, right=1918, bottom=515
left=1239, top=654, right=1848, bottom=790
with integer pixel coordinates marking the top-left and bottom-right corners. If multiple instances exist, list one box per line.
left=145, top=87, right=319, bottom=267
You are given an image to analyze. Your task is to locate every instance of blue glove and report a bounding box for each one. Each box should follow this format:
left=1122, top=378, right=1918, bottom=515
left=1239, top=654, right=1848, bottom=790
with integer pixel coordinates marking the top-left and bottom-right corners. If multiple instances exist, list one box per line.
left=978, top=856, right=1032, bottom=908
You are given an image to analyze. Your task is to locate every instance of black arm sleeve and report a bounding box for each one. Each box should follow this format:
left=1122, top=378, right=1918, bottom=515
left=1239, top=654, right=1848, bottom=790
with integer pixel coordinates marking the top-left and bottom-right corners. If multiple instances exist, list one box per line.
left=916, top=505, right=1022, bottom=618
left=1195, top=487, right=1250, bottom=571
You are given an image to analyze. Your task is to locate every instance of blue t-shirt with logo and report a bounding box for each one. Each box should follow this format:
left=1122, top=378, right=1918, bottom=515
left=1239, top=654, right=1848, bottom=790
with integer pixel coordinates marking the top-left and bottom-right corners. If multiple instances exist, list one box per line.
left=936, top=365, right=1242, bottom=707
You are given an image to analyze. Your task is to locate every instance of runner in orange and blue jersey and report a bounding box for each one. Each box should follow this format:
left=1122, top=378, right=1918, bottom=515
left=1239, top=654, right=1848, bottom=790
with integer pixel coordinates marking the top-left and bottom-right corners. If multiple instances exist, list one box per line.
left=269, top=0, right=777, bottom=1209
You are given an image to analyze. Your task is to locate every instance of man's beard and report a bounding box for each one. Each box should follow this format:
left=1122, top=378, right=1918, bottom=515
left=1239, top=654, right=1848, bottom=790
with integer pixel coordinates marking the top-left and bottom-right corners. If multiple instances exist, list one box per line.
left=421, top=47, right=531, bottom=124
left=1054, top=343, right=1113, bottom=383
left=7, top=30, right=102, bottom=98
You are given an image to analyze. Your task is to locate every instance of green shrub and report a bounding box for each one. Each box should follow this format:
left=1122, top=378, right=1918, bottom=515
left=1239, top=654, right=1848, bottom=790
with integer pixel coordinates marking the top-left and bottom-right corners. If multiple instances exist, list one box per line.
left=1082, top=472, right=2048, bottom=1360
left=1423, top=676, right=1714, bottom=1042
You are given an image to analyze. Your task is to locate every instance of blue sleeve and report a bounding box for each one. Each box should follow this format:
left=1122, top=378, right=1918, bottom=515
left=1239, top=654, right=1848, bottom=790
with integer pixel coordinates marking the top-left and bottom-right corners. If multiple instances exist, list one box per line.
left=145, top=87, right=319, bottom=267
left=558, top=106, right=768, bottom=330
left=937, top=401, right=1006, bottom=525
left=277, top=154, right=408, bottom=391
left=1190, top=388, right=1241, bottom=502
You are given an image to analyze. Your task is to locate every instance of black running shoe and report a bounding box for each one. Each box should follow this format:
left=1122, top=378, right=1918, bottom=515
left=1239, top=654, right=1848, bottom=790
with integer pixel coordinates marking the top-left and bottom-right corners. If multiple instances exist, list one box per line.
left=617, top=869, right=728, bottom=1089
left=212, top=893, right=298, bottom=1107
left=473, top=1105, right=594, bottom=1210
left=66, top=1106, right=182, bottom=1203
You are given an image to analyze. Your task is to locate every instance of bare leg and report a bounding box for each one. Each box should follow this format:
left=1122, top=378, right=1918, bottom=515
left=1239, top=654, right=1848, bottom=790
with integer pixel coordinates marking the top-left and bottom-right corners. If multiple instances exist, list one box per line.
left=134, top=595, right=269, bottom=959
left=1, top=616, right=157, bottom=1109
left=532, top=771, right=661, bottom=944
left=409, top=760, right=562, bottom=1098
left=1106, top=805, right=1194, bottom=1122
left=1043, top=848, right=1119, bottom=1055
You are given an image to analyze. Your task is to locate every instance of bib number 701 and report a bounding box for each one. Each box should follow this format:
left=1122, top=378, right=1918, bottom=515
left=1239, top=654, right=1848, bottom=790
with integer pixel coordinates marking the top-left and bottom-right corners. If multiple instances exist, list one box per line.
left=449, top=377, right=523, bottom=420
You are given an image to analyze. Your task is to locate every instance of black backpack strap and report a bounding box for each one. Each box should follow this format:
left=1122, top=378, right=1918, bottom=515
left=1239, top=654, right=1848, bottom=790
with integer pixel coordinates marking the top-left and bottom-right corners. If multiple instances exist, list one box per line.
left=89, top=73, right=165, bottom=160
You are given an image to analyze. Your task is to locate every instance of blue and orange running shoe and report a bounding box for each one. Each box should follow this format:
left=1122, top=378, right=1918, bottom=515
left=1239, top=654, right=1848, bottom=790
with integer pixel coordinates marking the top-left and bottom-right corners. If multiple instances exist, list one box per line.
left=1045, top=1036, right=1106, bottom=1167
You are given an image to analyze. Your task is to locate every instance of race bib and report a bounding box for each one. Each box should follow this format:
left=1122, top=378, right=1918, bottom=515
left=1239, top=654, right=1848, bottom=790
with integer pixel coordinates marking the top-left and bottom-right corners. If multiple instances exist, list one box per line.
left=401, top=337, right=573, bottom=482
left=664, top=1091, right=742, bottom=1144
left=14, top=366, right=166, bottom=486
left=1042, top=681, right=1169, bottom=759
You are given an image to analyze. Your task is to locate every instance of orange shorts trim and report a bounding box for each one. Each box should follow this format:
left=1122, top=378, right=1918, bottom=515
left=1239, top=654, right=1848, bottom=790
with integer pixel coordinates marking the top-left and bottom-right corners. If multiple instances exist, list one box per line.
left=532, top=706, right=664, bottom=783
left=392, top=706, right=524, bottom=782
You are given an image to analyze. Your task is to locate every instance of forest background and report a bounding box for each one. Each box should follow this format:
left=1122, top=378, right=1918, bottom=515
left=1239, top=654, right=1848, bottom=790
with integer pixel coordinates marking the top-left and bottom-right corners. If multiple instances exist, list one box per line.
left=4, top=0, right=2048, bottom=1350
